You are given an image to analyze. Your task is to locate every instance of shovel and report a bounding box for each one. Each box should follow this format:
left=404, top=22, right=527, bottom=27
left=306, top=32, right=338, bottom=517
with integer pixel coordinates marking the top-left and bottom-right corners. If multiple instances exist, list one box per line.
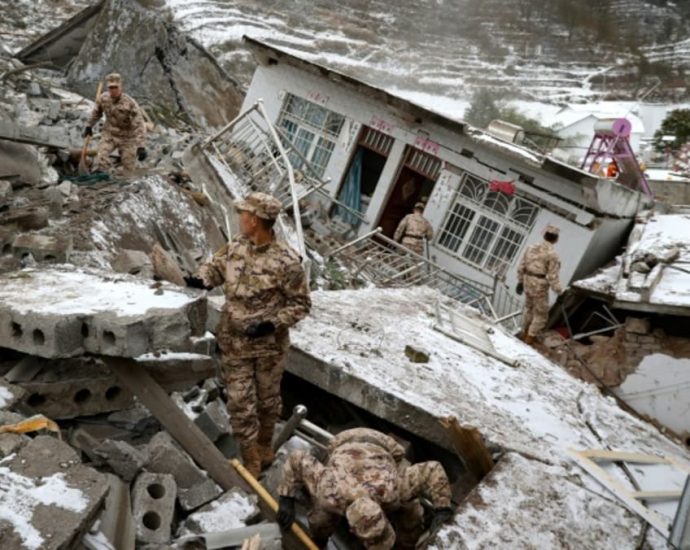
left=78, top=80, right=103, bottom=175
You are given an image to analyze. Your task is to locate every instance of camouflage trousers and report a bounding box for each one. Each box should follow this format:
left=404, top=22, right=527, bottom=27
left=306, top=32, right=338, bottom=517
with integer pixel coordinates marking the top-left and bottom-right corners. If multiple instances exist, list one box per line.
left=94, top=132, right=138, bottom=175
left=283, top=451, right=448, bottom=548
left=401, top=238, right=424, bottom=257
left=220, top=353, right=286, bottom=446
left=522, top=282, right=550, bottom=338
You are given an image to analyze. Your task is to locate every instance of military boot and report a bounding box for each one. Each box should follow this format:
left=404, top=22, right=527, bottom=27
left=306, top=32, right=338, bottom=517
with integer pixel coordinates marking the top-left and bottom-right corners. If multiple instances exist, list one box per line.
left=258, top=426, right=276, bottom=469
left=523, top=334, right=535, bottom=345
left=241, top=441, right=261, bottom=478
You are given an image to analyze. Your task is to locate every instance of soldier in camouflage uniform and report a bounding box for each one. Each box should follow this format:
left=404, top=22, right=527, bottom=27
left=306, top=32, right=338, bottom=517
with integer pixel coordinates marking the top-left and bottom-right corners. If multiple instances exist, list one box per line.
left=516, top=224, right=563, bottom=345
left=393, top=203, right=434, bottom=255
left=84, top=73, right=147, bottom=176
left=189, top=192, right=311, bottom=477
left=276, top=428, right=453, bottom=549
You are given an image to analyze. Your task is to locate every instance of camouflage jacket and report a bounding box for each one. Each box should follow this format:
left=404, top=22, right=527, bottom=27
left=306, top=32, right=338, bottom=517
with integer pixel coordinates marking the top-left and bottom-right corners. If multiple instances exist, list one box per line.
left=198, top=234, right=311, bottom=358
left=279, top=428, right=450, bottom=514
left=517, top=241, right=563, bottom=294
left=394, top=213, right=433, bottom=243
left=88, top=92, right=147, bottom=145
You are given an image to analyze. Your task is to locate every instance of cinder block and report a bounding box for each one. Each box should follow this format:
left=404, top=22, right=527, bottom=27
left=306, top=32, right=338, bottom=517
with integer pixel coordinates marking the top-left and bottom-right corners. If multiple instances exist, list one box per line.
left=12, top=233, right=72, bottom=263
left=178, top=477, right=222, bottom=512
left=194, top=399, right=230, bottom=442
left=0, top=309, right=84, bottom=358
left=133, top=472, right=176, bottom=545
left=146, top=431, right=206, bottom=489
left=94, top=439, right=147, bottom=482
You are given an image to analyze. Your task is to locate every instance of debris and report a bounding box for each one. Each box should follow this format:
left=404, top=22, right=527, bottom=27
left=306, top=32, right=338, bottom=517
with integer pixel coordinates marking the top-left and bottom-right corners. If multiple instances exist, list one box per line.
left=193, top=398, right=231, bottom=443
left=150, top=242, right=185, bottom=286
left=0, top=206, right=49, bottom=231
left=132, top=472, right=177, bottom=545
left=625, top=317, right=651, bottom=335
left=178, top=478, right=223, bottom=513
left=11, top=233, right=72, bottom=263
left=111, top=249, right=154, bottom=277
left=97, top=474, right=136, bottom=550
left=404, top=344, right=430, bottom=363
left=440, top=416, right=493, bottom=482
left=93, top=439, right=147, bottom=482
left=178, top=523, right=281, bottom=550
left=180, top=488, right=260, bottom=536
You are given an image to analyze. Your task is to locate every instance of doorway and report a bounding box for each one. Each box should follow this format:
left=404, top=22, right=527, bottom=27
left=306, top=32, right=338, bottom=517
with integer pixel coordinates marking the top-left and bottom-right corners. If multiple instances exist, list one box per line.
left=334, top=126, right=394, bottom=225
left=377, top=146, right=441, bottom=238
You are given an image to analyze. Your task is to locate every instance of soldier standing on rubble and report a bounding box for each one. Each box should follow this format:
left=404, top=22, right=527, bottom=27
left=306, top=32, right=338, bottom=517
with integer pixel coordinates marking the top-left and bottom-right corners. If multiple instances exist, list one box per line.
left=516, top=224, right=564, bottom=345
left=83, top=73, right=147, bottom=176
left=394, top=202, right=434, bottom=255
left=276, top=427, right=453, bottom=549
left=187, top=192, right=311, bottom=477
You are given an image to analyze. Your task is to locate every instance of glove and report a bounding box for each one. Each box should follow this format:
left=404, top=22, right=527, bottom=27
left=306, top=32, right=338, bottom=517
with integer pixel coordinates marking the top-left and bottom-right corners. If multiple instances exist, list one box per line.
left=515, top=282, right=524, bottom=295
left=184, top=275, right=210, bottom=290
left=429, top=506, right=453, bottom=532
left=245, top=320, right=276, bottom=338
left=137, top=147, right=147, bottom=161
left=277, top=496, right=296, bottom=530
left=83, top=126, right=93, bottom=138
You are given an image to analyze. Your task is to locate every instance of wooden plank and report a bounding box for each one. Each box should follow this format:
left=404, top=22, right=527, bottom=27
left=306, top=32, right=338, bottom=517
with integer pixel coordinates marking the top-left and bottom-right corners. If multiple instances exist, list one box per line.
left=105, top=357, right=304, bottom=550
left=580, top=449, right=674, bottom=465
left=631, top=491, right=683, bottom=501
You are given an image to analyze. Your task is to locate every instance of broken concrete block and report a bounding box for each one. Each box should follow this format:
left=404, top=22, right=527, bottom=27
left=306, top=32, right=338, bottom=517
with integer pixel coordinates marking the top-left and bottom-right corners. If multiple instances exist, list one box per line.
left=0, top=432, right=27, bottom=457
left=0, top=226, right=16, bottom=253
left=12, top=233, right=72, bottom=263
left=135, top=351, right=215, bottom=392
left=108, top=405, right=160, bottom=435
left=180, top=488, right=260, bottom=536
left=194, top=398, right=231, bottom=443
left=0, top=205, right=49, bottom=231
left=111, top=249, right=154, bottom=277
left=57, top=180, right=72, bottom=197
left=0, top=266, right=207, bottom=358
left=0, top=378, right=26, bottom=409
left=625, top=317, right=651, bottom=335
left=178, top=477, right=223, bottom=512
left=0, top=255, right=21, bottom=273
left=99, top=474, right=136, bottom=550
left=150, top=243, right=185, bottom=286
left=133, top=472, right=176, bottom=545
left=146, top=431, right=207, bottom=489
left=94, top=439, right=147, bottom=482
left=0, top=180, right=11, bottom=207
left=0, top=435, right=108, bottom=550
left=0, top=140, right=42, bottom=187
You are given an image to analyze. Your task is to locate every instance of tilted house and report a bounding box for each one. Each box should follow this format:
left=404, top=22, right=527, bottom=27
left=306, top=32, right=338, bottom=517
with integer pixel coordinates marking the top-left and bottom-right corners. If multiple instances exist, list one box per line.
left=242, top=37, right=652, bottom=316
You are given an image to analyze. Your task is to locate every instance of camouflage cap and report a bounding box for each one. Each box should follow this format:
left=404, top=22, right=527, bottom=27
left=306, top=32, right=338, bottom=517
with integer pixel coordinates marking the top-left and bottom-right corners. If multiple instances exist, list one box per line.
left=345, top=498, right=395, bottom=548
left=105, top=73, right=122, bottom=87
left=544, top=224, right=560, bottom=236
left=234, top=192, right=282, bottom=220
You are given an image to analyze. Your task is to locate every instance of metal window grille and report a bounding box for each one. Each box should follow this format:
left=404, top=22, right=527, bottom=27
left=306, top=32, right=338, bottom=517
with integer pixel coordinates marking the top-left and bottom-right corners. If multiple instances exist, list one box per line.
left=277, top=93, right=345, bottom=176
left=360, top=127, right=394, bottom=156
left=437, top=170, right=538, bottom=274
left=405, top=147, right=442, bottom=180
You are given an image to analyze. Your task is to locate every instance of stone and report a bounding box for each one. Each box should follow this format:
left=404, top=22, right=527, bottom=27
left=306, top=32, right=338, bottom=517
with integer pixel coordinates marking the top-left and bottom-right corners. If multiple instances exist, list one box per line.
left=67, top=0, right=243, bottom=128
left=150, top=243, right=185, bottom=286
left=57, top=180, right=72, bottom=197
left=625, top=317, right=651, bottom=335
left=146, top=431, right=207, bottom=489
left=94, top=439, right=147, bottom=482
left=0, top=433, right=27, bottom=457
left=194, top=399, right=231, bottom=443
left=178, top=477, right=223, bottom=512
left=0, top=266, right=206, bottom=358
left=0, top=205, right=49, bottom=231
left=0, top=140, right=41, bottom=186
left=44, top=185, right=64, bottom=218
left=132, top=472, right=176, bottom=545
left=0, top=255, right=20, bottom=273
left=0, top=180, right=11, bottom=206
left=404, top=344, right=429, bottom=363
left=111, top=249, right=154, bottom=277
left=11, top=233, right=72, bottom=263
left=180, top=488, right=260, bottom=536
left=0, top=435, right=108, bottom=550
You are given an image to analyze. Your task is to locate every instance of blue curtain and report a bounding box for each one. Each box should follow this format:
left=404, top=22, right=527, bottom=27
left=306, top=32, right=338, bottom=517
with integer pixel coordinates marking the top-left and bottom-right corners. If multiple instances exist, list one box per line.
left=336, top=149, right=363, bottom=226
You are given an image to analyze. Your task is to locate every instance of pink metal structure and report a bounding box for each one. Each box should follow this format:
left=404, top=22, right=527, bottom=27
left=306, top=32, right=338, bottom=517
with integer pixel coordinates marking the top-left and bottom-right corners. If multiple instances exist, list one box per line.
left=580, top=118, right=652, bottom=196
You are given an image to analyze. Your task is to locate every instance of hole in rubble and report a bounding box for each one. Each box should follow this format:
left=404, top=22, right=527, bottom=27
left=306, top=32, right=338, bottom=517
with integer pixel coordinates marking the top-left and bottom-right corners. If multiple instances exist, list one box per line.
left=27, top=393, right=46, bottom=407
left=147, top=483, right=166, bottom=499
left=11, top=322, right=23, bottom=339
left=103, top=331, right=116, bottom=346
left=686, top=436, right=690, bottom=447
left=143, top=511, right=161, bottom=531
left=74, top=388, right=92, bottom=404
left=105, top=386, right=122, bottom=401
left=44, top=255, right=57, bottom=262
left=32, top=329, right=45, bottom=346
left=81, top=323, right=89, bottom=338
left=2, top=244, right=10, bottom=255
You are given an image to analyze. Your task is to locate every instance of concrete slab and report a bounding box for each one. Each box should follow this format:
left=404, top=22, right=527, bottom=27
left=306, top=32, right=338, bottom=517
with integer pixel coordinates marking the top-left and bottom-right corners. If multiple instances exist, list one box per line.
left=0, top=266, right=207, bottom=358
left=11, top=234, right=72, bottom=264
left=0, top=435, right=108, bottom=550
left=179, top=488, right=260, bottom=536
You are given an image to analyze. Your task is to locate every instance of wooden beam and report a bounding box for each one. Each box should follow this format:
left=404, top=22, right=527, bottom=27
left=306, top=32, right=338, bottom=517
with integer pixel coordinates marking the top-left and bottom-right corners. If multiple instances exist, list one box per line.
left=631, top=491, right=683, bottom=501
left=105, top=357, right=304, bottom=550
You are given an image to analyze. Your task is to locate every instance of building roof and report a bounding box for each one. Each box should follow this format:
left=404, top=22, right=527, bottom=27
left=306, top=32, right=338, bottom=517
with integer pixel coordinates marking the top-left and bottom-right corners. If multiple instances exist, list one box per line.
left=574, top=210, right=690, bottom=315
left=553, top=103, right=645, bottom=134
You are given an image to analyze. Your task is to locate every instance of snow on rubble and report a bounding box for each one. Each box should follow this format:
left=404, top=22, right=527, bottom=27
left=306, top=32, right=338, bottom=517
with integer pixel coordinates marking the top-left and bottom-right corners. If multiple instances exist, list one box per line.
left=290, top=286, right=690, bottom=546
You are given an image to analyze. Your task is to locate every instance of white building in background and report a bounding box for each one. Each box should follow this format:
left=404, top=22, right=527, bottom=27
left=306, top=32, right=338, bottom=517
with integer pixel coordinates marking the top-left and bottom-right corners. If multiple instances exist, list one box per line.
left=241, top=38, right=652, bottom=312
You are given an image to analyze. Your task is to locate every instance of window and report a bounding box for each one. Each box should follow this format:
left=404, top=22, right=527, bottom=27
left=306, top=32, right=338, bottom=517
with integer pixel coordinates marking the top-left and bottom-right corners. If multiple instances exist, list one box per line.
left=437, top=171, right=538, bottom=277
left=277, top=94, right=345, bottom=176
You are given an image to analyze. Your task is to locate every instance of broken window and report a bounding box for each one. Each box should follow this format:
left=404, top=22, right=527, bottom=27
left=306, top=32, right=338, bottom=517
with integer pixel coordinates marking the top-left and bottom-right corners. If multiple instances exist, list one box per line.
left=277, top=94, right=345, bottom=176
left=437, top=170, right=538, bottom=277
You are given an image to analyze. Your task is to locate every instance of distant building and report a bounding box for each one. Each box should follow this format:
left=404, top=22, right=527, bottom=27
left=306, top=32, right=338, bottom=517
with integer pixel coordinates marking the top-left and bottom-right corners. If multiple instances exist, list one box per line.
left=241, top=38, right=653, bottom=315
